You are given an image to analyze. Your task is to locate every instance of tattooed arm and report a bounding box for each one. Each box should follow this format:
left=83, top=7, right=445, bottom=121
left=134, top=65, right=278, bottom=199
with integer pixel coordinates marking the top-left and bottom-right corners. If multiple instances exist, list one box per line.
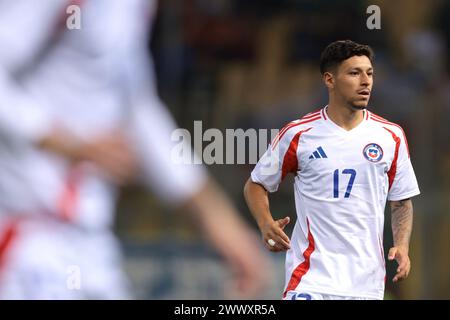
left=388, top=199, right=414, bottom=282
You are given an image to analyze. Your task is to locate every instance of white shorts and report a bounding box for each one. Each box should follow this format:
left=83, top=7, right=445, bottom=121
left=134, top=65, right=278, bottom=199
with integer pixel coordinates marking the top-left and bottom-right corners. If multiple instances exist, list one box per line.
left=0, top=217, right=131, bottom=300
left=284, top=290, right=379, bottom=300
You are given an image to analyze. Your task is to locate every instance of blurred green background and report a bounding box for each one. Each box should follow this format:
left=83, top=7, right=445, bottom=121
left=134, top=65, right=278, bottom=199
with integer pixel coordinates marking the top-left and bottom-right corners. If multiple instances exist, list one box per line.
left=115, top=0, right=450, bottom=299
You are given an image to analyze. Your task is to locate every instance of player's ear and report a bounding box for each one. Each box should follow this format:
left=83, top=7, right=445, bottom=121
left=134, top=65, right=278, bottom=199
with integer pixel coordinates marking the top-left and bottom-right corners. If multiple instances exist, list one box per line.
left=323, top=71, right=334, bottom=89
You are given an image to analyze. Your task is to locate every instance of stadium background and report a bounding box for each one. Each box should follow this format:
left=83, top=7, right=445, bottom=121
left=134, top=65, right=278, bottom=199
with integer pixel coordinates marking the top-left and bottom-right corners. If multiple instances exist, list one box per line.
left=114, top=0, right=450, bottom=299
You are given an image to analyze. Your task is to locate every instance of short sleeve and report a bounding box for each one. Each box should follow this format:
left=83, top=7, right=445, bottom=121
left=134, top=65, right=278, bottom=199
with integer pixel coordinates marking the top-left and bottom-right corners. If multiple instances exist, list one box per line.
left=251, top=123, right=310, bottom=193
left=387, top=128, right=420, bottom=201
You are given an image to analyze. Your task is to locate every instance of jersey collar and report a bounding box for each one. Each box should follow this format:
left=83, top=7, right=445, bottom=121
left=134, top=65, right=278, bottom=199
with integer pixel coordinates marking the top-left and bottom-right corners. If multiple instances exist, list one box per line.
left=322, top=106, right=368, bottom=135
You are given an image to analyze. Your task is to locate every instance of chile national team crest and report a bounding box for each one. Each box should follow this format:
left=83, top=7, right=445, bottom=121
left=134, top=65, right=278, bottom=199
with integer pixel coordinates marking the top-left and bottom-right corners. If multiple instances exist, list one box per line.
left=363, top=143, right=383, bottom=162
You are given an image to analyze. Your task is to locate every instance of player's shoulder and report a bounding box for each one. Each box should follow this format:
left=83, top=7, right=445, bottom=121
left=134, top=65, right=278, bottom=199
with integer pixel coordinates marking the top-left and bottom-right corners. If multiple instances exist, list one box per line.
left=367, top=110, right=406, bottom=137
left=281, top=108, right=324, bottom=133
left=271, top=108, right=323, bottom=148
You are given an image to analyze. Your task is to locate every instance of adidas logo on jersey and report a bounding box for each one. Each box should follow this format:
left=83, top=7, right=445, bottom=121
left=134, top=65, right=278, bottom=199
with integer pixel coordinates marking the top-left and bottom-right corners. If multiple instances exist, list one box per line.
left=309, top=146, right=327, bottom=159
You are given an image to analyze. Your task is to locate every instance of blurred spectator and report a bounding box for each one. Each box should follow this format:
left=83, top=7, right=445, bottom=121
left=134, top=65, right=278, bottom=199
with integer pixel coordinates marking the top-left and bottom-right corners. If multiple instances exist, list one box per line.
left=58, top=0, right=449, bottom=299
left=0, top=0, right=271, bottom=299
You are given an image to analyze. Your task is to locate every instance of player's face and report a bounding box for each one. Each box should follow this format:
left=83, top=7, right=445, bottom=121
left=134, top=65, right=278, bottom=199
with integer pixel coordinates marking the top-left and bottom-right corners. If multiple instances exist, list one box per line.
left=333, top=55, right=373, bottom=110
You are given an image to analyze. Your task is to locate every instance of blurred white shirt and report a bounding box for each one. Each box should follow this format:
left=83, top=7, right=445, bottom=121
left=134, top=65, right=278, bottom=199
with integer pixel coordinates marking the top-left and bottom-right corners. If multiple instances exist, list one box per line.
left=0, top=0, right=206, bottom=230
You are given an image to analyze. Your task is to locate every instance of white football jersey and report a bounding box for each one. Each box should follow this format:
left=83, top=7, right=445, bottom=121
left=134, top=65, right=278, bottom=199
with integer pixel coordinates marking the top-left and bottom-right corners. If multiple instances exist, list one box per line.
left=251, top=106, right=420, bottom=299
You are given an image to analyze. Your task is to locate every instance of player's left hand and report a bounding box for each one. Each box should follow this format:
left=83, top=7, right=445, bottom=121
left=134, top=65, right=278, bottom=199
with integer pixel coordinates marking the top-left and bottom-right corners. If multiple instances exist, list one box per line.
left=388, top=246, right=410, bottom=282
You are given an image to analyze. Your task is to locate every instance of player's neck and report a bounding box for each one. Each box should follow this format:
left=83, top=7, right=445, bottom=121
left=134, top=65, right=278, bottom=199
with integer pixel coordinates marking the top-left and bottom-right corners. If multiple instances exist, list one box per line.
left=326, top=103, right=365, bottom=131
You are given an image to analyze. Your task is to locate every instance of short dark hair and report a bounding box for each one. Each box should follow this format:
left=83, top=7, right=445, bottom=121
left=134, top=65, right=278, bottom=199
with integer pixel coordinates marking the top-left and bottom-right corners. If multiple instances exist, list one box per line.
left=320, top=40, right=374, bottom=74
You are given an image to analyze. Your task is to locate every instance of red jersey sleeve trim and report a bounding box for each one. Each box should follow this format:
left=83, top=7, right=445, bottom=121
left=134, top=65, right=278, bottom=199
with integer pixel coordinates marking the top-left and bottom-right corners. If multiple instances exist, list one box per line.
left=281, top=127, right=312, bottom=180
left=383, top=127, right=401, bottom=191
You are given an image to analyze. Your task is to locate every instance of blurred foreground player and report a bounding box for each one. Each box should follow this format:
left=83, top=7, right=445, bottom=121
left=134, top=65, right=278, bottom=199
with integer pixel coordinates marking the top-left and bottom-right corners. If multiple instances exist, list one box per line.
left=0, top=0, right=270, bottom=299
left=244, top=40, right=420, bottom=300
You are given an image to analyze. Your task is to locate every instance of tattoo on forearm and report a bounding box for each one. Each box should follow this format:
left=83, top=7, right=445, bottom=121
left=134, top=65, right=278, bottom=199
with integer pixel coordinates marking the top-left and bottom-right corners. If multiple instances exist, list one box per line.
left=390, top=199, right=413, bottom=248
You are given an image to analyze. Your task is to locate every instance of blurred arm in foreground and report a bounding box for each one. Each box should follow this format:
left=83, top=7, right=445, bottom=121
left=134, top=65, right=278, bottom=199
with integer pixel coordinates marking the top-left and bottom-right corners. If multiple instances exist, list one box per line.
left=37, top=126, right=272, bottom=298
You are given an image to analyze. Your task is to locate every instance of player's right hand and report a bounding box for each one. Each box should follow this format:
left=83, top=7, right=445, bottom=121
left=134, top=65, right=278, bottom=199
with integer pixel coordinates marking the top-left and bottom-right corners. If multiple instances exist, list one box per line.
left=261, top=216, right=291, bottom=252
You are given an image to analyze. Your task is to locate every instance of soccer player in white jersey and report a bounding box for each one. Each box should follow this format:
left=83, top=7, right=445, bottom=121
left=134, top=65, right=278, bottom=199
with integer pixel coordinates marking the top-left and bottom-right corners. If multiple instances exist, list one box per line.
left=244, top=40, right=420, bottom=300
left=0, top=0, right=270, bottom=299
